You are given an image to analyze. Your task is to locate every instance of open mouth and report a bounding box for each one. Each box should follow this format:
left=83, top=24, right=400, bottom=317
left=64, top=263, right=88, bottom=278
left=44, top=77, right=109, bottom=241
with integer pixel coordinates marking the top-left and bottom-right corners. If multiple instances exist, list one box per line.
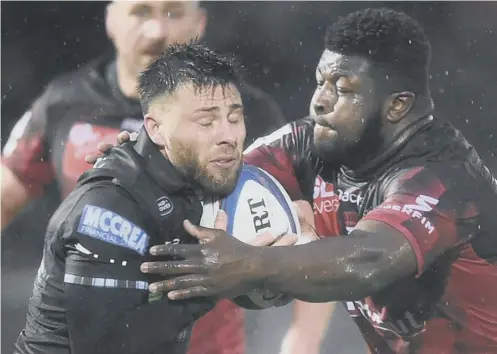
left=211, top=157, right=237, bottom=168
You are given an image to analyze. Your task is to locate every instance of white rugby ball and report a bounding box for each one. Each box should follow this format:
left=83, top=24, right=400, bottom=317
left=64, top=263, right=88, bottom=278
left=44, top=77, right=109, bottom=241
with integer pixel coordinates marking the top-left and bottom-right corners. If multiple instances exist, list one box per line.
left=200, top=164, right=302, bottom=243
left=200, top=164, right=304, bottom=309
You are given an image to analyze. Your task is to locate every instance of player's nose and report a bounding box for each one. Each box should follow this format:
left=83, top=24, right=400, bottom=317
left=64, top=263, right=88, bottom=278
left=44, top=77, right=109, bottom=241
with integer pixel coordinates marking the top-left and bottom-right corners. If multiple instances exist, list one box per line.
left=142, top=19, right=168, bottom=40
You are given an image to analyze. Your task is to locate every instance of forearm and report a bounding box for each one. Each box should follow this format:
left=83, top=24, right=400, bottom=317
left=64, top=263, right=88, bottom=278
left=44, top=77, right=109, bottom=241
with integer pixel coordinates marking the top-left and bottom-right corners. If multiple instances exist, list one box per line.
left=256, top=230, right=404, bottom=302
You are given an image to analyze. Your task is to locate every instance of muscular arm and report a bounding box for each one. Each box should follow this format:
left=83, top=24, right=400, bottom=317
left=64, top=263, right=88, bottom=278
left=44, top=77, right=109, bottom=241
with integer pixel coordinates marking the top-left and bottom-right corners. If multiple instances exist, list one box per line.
left=256, top=220, right=417, bottom=303
left=254, top=167, right=478, bottom=303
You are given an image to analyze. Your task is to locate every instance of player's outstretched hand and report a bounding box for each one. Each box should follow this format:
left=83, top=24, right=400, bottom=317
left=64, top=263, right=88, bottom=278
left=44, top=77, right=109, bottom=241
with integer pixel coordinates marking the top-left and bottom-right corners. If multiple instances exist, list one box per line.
left=141, top=210, right=269, bottom=300
left=293, top=200, right=319, bottom=242
left=84, top=131, right=138, bottom=164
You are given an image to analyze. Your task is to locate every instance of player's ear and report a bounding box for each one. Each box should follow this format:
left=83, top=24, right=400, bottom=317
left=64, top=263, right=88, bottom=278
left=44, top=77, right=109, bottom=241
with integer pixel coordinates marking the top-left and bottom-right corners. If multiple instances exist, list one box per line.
left=384, top=91, right=415, bottom=124
left=193, top=7, right=207, bottom=40
left=144, top=115, right=166, bottom=148
left=105, top=2, right=117, bottom=41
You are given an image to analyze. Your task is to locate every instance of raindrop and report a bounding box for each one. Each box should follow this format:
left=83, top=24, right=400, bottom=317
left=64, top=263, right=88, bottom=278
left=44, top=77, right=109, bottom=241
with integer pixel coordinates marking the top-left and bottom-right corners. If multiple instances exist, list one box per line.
left=445, top=71, right=449, bottom=76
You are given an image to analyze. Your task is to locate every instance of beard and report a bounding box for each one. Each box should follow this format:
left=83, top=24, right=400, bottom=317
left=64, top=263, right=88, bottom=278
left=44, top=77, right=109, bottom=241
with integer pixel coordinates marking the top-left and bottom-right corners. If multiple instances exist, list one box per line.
left=312, top=109, right=385, bottom=170
left=168, top=137, right=242, bottom=198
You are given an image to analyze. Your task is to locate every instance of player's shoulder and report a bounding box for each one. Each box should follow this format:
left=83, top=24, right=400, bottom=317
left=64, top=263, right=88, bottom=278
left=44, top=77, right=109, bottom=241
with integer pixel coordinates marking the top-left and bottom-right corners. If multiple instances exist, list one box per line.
left=62, top=180, right=148, bottom=231
left=38, top=57, right=113, bottom=110
left=58, top=180, right=153, bottom=257
left=244, top=116, right=314, bottom=154
left=384, top=162, right=477, bottom=202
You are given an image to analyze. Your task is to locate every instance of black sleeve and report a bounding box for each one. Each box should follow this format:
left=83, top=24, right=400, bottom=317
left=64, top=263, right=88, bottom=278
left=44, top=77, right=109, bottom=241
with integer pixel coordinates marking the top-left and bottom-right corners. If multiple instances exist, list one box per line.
left=62, top=185, right=213, bottom=354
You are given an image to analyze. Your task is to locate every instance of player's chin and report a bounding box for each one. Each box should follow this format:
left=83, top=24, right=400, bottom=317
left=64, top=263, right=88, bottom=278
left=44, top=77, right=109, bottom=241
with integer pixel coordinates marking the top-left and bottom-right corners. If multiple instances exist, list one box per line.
left=314, top=123, right=338, bottom=140
left=312, top=135, right=341, bottom=161
left=204, top=170, right=240, bottom=197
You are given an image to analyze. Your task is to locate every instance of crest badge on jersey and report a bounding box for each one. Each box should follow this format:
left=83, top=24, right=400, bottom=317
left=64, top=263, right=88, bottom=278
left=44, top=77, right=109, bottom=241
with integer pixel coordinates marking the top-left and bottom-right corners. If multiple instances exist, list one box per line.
left=157, top=196, right=174, bottom=216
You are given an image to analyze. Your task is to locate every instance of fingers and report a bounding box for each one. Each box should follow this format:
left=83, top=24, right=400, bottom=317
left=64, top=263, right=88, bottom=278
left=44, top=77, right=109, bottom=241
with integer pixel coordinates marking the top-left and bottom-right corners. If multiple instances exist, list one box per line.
left=293, top=200, right=318, bottom=237
left=272, top=233, right=298, bottom=246
left=149, top=274, right=210, bottom=293
left=168, top=286, right=212, bottom=300
left=116, top=131, right=131, bottom=144
left=214, top=209, right=228, bottom=232
left=84, top=152, right=103, bottom=164
left=141, top=259, right=205, bottom=275
left=149, top=243, right=201, bottom=257
left=98, top=142, right=114, bottom=154
left=183, top=220, right=221, bottom=243
left=248, top=231, right=280, bottom=246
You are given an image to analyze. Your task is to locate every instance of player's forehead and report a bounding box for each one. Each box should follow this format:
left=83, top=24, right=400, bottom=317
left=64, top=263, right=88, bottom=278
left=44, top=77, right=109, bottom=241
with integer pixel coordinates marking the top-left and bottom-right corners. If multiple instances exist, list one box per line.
left=155, top=82, right=242, bottom=114
left=316, top=50, right=371, bottom=80
left=182, top=83, right=242, bottom=107
left=114, top=0, right=198, bottom=13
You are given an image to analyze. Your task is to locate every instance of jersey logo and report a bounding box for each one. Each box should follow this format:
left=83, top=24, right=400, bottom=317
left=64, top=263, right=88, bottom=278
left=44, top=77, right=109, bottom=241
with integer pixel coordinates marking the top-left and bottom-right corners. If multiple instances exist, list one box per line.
left=379, top=195, right=439, bottom=235
left=404, top=195, right=439, bottom=212
left=157, top=196, right=174, bottom=216
left=77, top=205, right=149, bottom=255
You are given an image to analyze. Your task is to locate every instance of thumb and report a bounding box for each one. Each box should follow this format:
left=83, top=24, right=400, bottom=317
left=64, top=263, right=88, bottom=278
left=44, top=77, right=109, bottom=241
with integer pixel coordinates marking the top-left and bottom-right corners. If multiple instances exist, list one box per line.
left=183, top=219, right=217, bottom=243
left=214, top=209, right=228, bottom=231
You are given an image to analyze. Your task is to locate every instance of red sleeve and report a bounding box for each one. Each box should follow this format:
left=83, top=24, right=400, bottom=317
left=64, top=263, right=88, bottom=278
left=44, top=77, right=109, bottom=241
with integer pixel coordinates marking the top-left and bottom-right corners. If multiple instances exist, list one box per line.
left=2, top=90, right=56, bottom=196
left=243, top=122, right=309, bottom=201
left=362, top=166, right=479, bottom=277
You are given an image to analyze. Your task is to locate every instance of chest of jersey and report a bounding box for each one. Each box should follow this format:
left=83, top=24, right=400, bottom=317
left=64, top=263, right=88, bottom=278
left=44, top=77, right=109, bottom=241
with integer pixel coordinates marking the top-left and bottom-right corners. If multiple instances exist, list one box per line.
left=312, top=174, right=435, bottom=341
left=312, top=174, right=372, bottom=237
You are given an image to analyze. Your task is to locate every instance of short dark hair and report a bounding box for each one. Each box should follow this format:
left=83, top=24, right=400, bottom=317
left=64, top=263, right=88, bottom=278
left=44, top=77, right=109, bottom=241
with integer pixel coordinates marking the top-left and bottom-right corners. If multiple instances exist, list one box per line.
left=138, top=42, right=242, bottom=113
left=325, top=8, right=431, bottom=94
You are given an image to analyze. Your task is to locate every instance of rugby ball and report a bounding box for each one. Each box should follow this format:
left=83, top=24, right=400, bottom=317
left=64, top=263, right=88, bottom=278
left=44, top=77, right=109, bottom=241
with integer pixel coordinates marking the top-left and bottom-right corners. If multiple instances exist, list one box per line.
left=200, top=164, right=301, bottom=243
left=200, top=164, right=302, bottom=309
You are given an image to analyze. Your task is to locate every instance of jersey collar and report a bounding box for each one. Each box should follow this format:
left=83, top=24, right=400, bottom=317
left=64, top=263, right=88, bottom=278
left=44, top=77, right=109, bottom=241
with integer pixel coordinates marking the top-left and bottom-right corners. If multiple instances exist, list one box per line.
left=341, top=115, right=434, bottom=182
left=133, top=129, right=194, bottom=195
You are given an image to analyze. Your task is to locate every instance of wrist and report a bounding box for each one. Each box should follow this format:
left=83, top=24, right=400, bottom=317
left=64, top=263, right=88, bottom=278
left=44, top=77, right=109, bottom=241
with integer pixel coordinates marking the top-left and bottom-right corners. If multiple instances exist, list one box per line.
left=251, top=245, right=280, bottom=289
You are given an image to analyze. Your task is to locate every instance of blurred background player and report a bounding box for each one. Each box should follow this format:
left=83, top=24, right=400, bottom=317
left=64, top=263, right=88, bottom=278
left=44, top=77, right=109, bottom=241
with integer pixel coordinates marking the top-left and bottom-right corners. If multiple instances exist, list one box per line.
left=0, top=2, right=287, bottom=354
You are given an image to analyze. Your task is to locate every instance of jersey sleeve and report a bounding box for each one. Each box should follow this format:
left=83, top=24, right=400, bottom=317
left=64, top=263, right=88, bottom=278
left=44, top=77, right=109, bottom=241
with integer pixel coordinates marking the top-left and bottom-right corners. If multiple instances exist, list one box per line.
left=243, top=119, right=316, bottom=203
left=62, top=185, right=212, bottom=354
left=2, top=86, right=57, bottom=196
left=361, top=166, right=479, bottom=277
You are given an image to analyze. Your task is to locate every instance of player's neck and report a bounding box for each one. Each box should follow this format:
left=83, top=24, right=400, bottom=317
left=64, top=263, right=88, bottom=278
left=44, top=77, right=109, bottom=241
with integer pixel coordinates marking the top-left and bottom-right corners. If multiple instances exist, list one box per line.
left=115, top=59, right=140, bottom=100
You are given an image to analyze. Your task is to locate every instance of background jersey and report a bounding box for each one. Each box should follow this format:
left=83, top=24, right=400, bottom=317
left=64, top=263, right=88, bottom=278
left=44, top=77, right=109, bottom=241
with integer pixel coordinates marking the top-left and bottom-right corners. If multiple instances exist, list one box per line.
left=244, top=117, right=497, bottom=354
left=2, top=57, right=287, bottom=354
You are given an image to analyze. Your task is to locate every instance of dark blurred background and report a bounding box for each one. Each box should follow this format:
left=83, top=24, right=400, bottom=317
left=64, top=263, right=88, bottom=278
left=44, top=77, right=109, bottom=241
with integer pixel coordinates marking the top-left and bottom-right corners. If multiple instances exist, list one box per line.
left=2, top=2, right=496, bottom=353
